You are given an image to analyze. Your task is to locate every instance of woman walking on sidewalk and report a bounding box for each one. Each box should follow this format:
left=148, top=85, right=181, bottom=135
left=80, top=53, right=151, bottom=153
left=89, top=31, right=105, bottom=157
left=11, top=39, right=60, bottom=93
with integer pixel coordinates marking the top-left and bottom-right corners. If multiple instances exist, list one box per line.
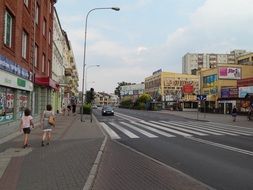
left=19, top=108, right=34, bottom=148
left=232, top=106, right=237, bottom=122
left=40, top=104, right=55, bottom=146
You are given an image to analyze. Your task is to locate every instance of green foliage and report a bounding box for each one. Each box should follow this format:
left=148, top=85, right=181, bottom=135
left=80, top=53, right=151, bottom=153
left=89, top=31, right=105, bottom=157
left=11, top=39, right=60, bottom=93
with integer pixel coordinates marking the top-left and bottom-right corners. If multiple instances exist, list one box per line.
left=137, top=93, right=151, bottom=103
left=82, top=103, right=91, bottom=114
left=119, top=97, right=133, bottom=108
left=135, top=102, right=146, bottom=110
left=85, top=89, right=95, bottom=104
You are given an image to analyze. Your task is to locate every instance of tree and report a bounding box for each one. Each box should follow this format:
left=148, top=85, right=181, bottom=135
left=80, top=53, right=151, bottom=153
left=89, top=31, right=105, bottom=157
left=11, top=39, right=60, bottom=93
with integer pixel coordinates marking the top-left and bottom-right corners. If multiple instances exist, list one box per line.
left=114, top=81, right=132, bottom=98
left=85, top=88, right=95, bottom=104
left=137, top=93, right=152, bottom=104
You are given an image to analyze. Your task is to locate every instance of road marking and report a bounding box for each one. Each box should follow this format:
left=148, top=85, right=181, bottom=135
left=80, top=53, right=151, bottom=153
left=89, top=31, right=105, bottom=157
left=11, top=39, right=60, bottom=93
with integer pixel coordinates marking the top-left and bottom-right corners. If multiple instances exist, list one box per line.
left=109, top=122, right=139, bottom=138
left=150, top=121, right=208, bottom=136
left=208, top=121, right=253, bottom=132
left=188, top=121, right=252, bottom=136
left=100, top=122, right=121, bottom=139
left=131, top=121, right=175, bottom=138
left=178, top=121, right=239, bottom=136
left=140, top=121, right=192, bottom=137
left=187, top=136, right=253, bottom=157
left=115, top=112, right=143, bottom=122
left=162, top=121, right=225, bottom=136
left=120, top=122, right=158, bottom=138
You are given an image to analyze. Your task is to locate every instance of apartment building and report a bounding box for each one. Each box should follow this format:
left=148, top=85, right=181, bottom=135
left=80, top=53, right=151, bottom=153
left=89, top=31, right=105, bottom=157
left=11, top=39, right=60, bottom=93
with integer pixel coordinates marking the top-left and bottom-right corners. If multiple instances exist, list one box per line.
left=182, top=50, right=246, bottom=74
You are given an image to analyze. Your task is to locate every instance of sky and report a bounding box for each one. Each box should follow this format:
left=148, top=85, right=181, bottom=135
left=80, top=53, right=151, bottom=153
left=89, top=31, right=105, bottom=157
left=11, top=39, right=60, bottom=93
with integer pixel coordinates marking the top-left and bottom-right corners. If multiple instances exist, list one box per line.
left=55, top=0, right=253, bottom=93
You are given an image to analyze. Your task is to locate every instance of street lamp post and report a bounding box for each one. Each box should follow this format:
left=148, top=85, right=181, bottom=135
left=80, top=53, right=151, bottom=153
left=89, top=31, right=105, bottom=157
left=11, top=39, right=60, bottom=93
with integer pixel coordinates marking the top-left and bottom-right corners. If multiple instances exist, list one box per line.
left=85, top=64, right=100, bottom=96
left=81, top=7, right=120, bottom=122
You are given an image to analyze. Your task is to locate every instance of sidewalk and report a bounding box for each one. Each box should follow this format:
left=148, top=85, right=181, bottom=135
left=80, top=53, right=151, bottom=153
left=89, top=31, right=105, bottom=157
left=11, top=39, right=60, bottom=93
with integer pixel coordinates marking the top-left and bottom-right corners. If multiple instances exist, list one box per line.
left=159, top=110, right=252, bottom=128
left=0, top=113, right=104, bottom=190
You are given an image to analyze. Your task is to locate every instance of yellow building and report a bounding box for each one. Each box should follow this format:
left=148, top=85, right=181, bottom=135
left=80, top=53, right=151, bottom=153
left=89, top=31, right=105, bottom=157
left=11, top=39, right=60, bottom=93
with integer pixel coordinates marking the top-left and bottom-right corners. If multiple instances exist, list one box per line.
left=236, top=52, right=253, bottom=65
left=199, top=64, right=253, bottom=114
left=145, top=70, right=199, bottom=110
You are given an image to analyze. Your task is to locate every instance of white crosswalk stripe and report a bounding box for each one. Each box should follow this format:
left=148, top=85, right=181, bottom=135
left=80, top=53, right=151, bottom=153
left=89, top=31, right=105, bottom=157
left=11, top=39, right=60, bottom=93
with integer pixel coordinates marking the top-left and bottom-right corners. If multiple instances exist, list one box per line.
left=161, top=121, right=226, bottom=136
left=100, top=117, right=252, bottom=140
left=167, top=121, right=239, bottom=136
left=187, top=121, right=253, bottom=136
left=120, top=122, right=158, bottom=138
left=131, top=121, right=175, bottom=138
left=150, top=121, right=208, bottom=136
left=140, top=120, right=192, bottom=137
left=109, top=122, right=139, bottom=138
left=100, top=122, right=121, bottom=139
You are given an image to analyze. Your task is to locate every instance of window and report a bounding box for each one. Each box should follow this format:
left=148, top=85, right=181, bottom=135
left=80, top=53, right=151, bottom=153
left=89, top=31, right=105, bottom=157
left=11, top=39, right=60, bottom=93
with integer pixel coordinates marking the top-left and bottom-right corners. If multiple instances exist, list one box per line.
left=24, top=0, right=29, bottom=7
left=4, top=10, right=13, bottom=48
left=22, top=30, right=28, bottom=59
left=43, top=18, right=46, bottom=36
left=35, top=3, right=39, bottom=25
left=42, top=54, right=45, bottom=72
left=0, top=87, right=14, bottom=123
left=34, top=44, right=38, bottom=67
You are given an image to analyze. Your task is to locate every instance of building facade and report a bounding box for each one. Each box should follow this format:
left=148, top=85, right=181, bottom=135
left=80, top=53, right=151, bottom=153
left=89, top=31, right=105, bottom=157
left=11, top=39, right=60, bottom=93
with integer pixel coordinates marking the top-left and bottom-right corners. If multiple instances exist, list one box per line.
left=0, top=0, right=57, bottom=138
left=199, top=64, right=253, bottom=114
left=120, top=83, right=145, bottom=102
left=145, top=71, right=199, bottom=110
left=182, top=50, right=246, bottom=75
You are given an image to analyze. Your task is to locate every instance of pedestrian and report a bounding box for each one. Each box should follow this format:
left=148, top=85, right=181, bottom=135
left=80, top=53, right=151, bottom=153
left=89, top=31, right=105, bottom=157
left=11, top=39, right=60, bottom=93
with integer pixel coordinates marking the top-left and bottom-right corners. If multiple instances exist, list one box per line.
left=248, top=106, right=252, bottom=121
left=231, top=106, right=237, bottom=122
left=19, top=108, right=34, bottom=148
left=71, top=96, right=77, bottom=115
left=67, top=104, right=71, bottom=116
left=40, top=104, right=55, bottom=147
left=61, top=103, right=66, bottom=116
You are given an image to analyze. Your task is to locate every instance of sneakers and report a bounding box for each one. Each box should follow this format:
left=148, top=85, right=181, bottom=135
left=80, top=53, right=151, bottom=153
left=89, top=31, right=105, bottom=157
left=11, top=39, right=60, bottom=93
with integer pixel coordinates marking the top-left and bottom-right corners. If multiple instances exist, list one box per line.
left=41, top=141, right=45, bottom=147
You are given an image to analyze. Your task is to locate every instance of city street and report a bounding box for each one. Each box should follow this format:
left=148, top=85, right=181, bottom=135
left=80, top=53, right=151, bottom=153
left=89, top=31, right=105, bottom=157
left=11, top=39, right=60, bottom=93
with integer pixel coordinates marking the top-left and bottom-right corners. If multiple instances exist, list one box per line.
left=93, top=108, right=253, bottom=190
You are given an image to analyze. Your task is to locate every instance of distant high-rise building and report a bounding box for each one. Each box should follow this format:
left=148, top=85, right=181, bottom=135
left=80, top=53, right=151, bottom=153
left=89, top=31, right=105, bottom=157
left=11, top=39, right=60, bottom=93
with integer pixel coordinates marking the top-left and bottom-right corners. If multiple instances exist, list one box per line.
left=182, top=50, right=247, bottom=74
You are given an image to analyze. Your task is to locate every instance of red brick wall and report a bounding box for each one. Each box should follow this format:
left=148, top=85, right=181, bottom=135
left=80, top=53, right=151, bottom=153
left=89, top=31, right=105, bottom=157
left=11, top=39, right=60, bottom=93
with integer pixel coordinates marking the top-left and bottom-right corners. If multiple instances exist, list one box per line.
left=0, top=0, right=55, bottom=79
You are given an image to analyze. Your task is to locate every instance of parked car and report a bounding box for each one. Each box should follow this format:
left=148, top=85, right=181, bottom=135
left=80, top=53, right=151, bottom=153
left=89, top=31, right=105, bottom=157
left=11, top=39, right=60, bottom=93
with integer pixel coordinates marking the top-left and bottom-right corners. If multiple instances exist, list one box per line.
left=101, top=106, right=114, bottom=116
left=92, top=105, right=98, bottom=109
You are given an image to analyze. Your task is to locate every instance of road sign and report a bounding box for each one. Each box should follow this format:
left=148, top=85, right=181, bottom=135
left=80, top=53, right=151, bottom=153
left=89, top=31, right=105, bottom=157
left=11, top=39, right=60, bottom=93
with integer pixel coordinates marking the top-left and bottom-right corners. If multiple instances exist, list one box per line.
left=197, top=95, right=207, bottom=101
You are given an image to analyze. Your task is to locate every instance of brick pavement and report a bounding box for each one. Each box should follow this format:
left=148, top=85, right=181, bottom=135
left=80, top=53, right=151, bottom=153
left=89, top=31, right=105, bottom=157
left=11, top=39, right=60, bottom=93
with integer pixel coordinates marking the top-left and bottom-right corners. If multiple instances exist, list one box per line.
left=0, top=114, right=104, bottom=190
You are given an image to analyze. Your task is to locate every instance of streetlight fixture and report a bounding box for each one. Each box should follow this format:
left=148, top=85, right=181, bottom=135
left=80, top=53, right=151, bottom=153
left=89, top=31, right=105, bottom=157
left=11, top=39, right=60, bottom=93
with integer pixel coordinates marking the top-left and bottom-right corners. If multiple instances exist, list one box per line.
left=81, top=7, right=120, bottom=122
left=85, top=64, right=100, bottom=97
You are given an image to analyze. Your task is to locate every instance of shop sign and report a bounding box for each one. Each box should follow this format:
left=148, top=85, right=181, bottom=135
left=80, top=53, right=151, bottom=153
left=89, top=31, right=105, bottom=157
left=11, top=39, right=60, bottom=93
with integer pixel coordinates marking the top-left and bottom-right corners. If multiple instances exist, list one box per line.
left=239, top=86, right=253, bottom=98
left=219, top=67, right=241, bottom=80
left=0, top=70, right=33, bottom=91
left=221, top=87, right=238, bottom=98
left=182, top=84, right=194, bottom=94
left=0, top=54, right=32, bottom=81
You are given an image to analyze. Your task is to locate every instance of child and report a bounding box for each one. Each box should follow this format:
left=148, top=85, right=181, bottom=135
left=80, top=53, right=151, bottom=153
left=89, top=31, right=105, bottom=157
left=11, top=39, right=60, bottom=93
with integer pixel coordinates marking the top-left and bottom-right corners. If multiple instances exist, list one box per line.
left=19, top=108, right=34, bottom=148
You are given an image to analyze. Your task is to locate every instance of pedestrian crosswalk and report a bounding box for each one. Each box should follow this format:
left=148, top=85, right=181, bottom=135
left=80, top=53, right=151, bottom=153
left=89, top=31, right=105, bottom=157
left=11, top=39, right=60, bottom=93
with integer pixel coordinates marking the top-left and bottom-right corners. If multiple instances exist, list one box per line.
left=100, top=120, right=253, bottom=140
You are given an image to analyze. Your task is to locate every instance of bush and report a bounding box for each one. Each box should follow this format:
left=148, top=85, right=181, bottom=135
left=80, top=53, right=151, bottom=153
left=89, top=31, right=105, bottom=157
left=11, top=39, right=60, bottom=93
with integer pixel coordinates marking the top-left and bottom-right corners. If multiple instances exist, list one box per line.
left=135, top=102, right=146, bottom=110
left=81, top=103, right=91, bottom=114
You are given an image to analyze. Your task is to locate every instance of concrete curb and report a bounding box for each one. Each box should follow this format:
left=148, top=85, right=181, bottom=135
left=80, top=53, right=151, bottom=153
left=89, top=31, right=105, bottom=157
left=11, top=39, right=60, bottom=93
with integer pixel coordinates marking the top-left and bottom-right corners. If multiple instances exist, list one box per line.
left=82, top=114, right=108, bottom=190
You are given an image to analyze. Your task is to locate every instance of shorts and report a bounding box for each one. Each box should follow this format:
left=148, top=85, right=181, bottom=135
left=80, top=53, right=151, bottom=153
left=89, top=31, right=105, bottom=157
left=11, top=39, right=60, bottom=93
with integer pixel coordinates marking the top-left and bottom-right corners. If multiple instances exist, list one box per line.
left=23, top=128, right=31, bottom=134
left=43, top=129, right=52, bottom=132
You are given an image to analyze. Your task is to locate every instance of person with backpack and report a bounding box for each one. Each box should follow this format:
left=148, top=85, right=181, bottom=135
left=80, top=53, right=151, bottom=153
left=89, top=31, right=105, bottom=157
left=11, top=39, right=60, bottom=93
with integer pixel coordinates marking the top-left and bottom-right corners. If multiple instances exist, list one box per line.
left=19, top=108, right=34, bottom=148
left=40, top=104, right=55, bottom=147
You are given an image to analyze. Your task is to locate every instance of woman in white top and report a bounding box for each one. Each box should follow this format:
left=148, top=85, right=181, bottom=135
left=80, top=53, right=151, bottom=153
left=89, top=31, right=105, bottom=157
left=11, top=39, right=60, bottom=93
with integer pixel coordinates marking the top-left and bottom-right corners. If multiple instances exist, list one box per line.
left=40, top=104, right=55, bottom=146
left=19, top=108, right=34, bottom=148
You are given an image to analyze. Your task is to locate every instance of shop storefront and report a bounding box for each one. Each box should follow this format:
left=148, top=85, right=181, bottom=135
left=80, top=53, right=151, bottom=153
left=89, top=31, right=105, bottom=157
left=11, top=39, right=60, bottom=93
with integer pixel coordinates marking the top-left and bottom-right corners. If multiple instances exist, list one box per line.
left=0, top=70, right=33, bottom=124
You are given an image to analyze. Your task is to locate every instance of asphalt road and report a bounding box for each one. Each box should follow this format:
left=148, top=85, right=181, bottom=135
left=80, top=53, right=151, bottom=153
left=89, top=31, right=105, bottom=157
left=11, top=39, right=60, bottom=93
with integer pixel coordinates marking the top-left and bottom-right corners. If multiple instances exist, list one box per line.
left=93, top=107, right=253, bottom=190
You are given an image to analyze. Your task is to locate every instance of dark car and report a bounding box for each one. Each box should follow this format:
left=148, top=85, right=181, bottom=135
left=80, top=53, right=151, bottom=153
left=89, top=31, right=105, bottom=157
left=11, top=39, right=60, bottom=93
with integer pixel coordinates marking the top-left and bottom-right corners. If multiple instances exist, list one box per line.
left=102, top=106, right=114, bottom=116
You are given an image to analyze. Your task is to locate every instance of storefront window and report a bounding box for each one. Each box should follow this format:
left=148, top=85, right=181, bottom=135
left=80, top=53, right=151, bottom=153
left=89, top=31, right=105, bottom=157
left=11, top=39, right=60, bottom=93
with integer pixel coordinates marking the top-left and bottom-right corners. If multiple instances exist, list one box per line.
left=0, top=87, right=14, bottom=123
left=17, top=90, right=29, bottom=118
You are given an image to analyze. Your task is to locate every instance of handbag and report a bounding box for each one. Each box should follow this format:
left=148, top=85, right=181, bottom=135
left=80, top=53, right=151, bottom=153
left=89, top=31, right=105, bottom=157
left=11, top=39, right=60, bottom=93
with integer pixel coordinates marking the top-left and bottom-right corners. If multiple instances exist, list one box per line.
left=48, top=115, right=55, bottom=126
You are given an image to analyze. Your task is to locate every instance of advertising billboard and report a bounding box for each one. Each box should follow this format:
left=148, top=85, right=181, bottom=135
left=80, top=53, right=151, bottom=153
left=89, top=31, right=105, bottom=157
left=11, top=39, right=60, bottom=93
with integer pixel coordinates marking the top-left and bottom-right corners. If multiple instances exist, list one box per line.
left=219, top=67, right=241, bottom=80
left=221, top=87, right=238, bottom=98
left=239, top=86, right=253, bottom=98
